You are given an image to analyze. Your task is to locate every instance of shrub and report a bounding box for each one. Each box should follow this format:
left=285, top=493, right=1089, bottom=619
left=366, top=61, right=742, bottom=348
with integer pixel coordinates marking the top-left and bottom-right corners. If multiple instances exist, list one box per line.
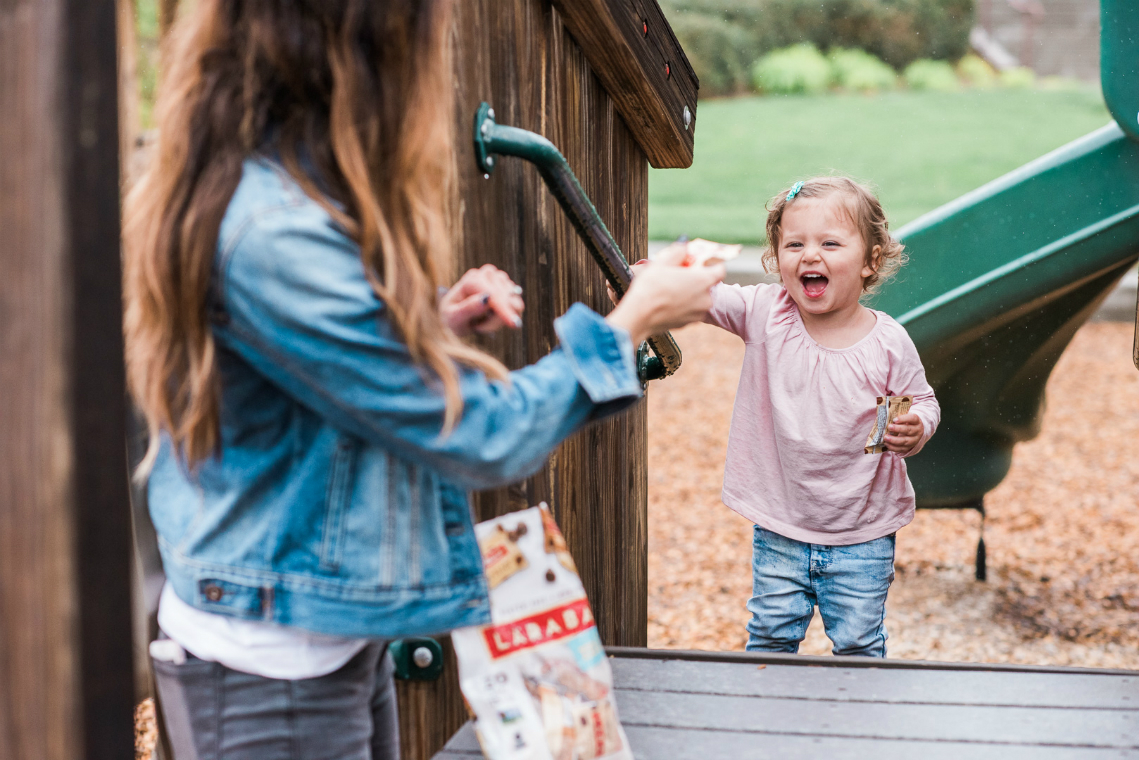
left=957, top=54, right=996, bottom=88
left=830, top=48, right=897, bottom=92
left=668, top=11, right=758, bottom=95
left=751, top=44, right=833, bottom=95
left=661, top=0, right=976, bottom=72
left=999, top=66, right=1036, bottom=89
left=903, top=59, right=960, bottom=91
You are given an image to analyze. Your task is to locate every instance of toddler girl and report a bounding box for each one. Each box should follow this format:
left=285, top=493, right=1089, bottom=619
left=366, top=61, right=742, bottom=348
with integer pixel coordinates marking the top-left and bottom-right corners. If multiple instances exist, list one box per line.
left=704, top=176, right=939, bottom=657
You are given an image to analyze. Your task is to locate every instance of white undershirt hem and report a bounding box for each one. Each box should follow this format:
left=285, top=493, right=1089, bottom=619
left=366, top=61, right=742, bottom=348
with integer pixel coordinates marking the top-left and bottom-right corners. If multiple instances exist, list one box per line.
left=156, top=583, right=371, bottom=680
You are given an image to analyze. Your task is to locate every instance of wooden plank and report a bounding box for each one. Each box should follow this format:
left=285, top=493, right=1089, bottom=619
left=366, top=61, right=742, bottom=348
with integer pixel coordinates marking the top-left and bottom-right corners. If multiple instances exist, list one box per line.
left=0, top=0, right=135, bottom=758
left=622, top=730, right=1139, bottom=760
left=548, top=0, right=697, bottom=168
left=613, top=690, right=1139, bottom=748
left=434, top=722, right=1139, bottom=760
left=607, top=645, right=1139, bottom=676
left=610, top=657, right=1139, bottom=710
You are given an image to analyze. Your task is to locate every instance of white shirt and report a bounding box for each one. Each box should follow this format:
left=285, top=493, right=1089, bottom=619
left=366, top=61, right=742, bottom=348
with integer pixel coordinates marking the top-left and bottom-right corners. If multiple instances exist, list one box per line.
left=155, top=583, right=371, bottom=680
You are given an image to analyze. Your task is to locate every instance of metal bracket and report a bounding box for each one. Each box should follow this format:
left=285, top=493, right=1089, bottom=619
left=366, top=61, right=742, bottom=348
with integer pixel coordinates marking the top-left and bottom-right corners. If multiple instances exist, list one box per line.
left=389, top=637, right=445, bottom=681
left=474, top=102, right=681, bottom=382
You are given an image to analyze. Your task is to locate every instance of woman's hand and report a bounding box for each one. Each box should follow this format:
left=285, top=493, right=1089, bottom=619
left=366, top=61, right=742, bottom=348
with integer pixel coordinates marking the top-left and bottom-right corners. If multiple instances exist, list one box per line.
left=605, top=244, right=724, bottom=346
left=441, top=265, right=525, bottom=336
left=885, top=412, right=924, bottom=455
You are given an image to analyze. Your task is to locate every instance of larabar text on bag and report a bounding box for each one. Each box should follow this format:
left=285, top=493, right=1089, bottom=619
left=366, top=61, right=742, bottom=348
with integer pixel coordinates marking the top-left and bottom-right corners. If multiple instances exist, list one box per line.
left=484, top=599, right=595, bottom=658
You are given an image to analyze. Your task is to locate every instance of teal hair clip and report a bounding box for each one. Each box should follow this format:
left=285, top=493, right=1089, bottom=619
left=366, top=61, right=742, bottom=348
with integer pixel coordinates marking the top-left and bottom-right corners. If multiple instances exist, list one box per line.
left=786, top=181, right=805, bottom=201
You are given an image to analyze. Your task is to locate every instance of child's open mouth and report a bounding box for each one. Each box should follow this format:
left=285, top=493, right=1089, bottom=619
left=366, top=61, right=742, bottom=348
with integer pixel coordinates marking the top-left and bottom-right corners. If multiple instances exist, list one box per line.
left=800, top=273, right=828, bottom=298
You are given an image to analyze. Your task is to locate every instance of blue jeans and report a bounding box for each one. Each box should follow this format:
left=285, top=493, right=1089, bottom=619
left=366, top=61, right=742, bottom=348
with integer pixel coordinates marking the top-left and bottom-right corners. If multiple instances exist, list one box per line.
left=746, top=526, right=895, bottom=657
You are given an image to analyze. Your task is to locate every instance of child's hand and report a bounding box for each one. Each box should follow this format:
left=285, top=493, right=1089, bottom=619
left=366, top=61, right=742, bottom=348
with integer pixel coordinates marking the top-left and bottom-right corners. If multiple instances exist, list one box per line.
left=606, top=245, right=724, bottom=346
left=606, top=259, right=652, bottom=307
left=884, top=412, right=923, bottom=455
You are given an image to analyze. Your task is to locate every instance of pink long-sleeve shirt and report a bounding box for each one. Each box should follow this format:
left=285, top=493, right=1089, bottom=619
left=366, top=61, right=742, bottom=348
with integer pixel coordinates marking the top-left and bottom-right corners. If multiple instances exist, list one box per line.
left=708, top=283, right=940, bottom=545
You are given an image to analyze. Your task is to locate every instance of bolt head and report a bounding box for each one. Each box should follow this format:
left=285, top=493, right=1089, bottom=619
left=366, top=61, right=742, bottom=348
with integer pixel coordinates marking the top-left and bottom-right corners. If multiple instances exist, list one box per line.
left=683, top=105, right=692, bottom=129
left=481, top=122, right=489, bottom=136
left=413, top=646, right=434, bottom=668
left=486, top=156, right=494, bottom=167
left=487, top=108, right=495, bottom=120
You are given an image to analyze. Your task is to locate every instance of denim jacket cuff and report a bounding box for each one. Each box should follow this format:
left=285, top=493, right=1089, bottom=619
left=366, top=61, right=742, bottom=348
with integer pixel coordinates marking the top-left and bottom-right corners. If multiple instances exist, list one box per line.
left=554, top=303, right=642, bottom=404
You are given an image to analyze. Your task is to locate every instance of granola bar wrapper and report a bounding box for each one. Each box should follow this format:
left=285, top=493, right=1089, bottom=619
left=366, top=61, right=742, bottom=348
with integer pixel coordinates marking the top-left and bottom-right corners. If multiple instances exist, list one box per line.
left=452, top=503, right=632, bottom=760
left=864, top=395, right=912, bottom=454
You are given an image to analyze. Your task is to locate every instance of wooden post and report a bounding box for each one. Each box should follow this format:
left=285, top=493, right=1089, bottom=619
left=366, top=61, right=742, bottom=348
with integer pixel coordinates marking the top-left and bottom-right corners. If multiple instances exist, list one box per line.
left=117, top=0, right=141, bottom=186
left=159, top=0, right=179, bottom=41
left=0, top=0, right=136, bottom=758
left=395, top=0, right=702, bottom=756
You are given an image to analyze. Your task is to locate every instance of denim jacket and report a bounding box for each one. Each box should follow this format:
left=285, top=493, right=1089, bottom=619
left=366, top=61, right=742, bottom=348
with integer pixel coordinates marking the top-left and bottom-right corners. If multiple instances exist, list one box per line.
left=149, top=158, right=642, bottom=639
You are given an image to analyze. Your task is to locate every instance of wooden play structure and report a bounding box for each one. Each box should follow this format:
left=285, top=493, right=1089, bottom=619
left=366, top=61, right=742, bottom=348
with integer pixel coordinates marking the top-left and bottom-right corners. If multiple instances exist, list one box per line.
left=395, top=2, right=697, bottom=756
left=0, top=0, right=698, bottom=758
left=3, top=0, right=1138, bottom=758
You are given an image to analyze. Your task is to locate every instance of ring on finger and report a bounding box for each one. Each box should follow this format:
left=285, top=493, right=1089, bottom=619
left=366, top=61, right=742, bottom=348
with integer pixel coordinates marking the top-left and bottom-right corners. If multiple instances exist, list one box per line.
left=510, top=285, right=523, bottom=295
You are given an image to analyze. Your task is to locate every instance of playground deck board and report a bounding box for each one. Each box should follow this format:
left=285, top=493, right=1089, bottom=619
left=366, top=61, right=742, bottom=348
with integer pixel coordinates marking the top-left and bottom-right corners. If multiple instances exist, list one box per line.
left=431, top=648, right=1139, bottom=759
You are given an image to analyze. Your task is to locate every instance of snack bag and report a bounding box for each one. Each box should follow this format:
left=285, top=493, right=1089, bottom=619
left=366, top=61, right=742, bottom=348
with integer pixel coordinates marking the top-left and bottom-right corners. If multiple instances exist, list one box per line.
left=680, top=238, right=742, bottom=268
left=864, top=395, right=912, bottom=454
left=452, top=504, right=633, bottom=760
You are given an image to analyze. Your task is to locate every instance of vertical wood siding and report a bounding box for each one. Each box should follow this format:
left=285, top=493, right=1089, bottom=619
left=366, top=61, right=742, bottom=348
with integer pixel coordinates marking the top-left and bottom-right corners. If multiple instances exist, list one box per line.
left=397, top=2, right=650, bottom=757
left=0, top=0, right=136, bottom=758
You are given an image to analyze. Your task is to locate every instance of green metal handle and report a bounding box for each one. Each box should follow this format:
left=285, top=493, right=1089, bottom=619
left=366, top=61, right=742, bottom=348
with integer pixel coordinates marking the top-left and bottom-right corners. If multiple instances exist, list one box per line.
left=474, top=102, right=681, bottom=381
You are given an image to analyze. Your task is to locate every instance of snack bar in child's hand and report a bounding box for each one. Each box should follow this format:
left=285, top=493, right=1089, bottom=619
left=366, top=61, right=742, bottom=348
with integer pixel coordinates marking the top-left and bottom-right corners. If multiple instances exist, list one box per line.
left=864, top=395, right=912, bottom=454
left=452, top=503, right=633, bottom=760
left=680, top=238, right=743, bottom=268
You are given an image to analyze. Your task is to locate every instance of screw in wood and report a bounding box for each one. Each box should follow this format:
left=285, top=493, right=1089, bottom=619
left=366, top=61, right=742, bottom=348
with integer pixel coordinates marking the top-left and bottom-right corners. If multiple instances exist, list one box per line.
left=412, top=647, right=434, bottom=668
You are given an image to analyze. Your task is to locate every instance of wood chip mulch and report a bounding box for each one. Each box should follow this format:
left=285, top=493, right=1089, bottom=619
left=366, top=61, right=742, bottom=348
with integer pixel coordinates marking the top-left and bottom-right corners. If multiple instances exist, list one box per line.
left=647, top=321, right=1139, bottom=669
left=135, top=698, right=157, bottom=760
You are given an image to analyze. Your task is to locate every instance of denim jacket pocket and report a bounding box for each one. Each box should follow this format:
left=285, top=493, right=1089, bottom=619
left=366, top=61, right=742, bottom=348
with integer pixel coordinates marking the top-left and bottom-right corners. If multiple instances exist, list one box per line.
left=320, top=436, right=359, bottom=572
left=197, top=578, right=272, bottom=618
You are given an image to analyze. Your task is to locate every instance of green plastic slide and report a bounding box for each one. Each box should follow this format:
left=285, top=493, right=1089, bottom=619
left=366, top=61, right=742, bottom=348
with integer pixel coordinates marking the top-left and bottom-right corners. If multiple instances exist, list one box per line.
left=866, top=0, right=1139, bottom=508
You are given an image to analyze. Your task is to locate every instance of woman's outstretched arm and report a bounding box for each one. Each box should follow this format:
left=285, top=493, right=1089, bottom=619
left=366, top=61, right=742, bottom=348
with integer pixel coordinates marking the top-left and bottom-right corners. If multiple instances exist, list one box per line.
left=214, top=203, right=718, bottom=489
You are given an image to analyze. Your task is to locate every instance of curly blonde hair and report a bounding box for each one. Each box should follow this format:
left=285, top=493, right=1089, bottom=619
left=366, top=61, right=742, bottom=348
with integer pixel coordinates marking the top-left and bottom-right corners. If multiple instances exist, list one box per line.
left=761, top=176, right=906, bottom=295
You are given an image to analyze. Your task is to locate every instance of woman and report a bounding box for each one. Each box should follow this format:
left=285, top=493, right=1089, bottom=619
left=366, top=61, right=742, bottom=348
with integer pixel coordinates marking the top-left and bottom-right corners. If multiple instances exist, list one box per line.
left=124, top=1, right=722, bottom=758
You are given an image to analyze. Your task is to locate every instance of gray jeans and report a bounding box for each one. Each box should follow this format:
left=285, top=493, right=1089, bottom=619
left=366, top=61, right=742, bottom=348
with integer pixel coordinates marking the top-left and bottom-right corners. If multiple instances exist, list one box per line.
left=153, top=642, right=399, bottom=760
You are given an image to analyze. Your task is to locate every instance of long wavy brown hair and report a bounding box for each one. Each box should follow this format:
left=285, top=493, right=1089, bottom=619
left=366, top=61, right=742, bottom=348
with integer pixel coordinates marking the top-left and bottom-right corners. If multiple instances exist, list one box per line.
left=124, top=0, right=506, bottom=475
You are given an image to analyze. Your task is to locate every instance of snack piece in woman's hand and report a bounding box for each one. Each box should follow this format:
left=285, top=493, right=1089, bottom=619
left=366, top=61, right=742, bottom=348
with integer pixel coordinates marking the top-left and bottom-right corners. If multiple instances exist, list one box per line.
left=864, top=395, right=912, bottom=454
left=681, top=238, right=743, bottom=268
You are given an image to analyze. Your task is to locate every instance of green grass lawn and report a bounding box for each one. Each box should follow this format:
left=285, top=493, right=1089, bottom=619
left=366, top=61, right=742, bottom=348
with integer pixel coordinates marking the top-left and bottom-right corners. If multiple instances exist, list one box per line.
left=649, top=88, right=1112, bottom=244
